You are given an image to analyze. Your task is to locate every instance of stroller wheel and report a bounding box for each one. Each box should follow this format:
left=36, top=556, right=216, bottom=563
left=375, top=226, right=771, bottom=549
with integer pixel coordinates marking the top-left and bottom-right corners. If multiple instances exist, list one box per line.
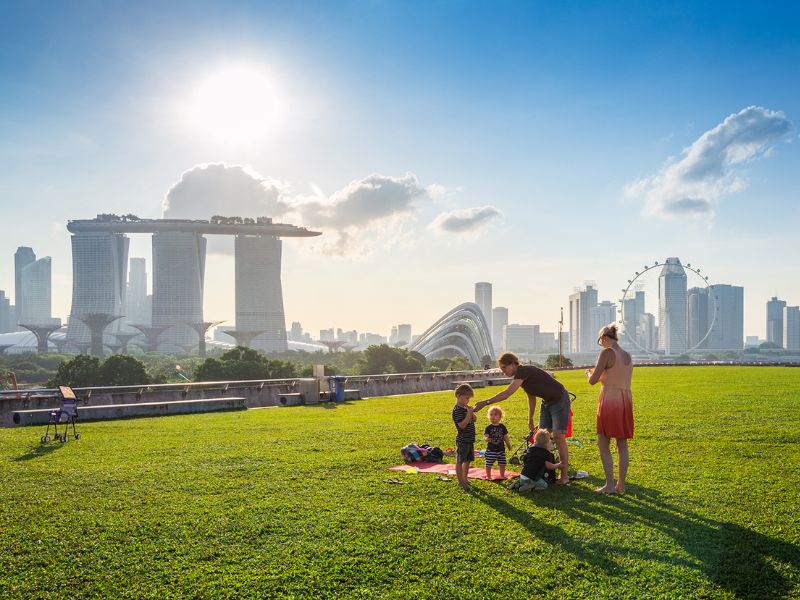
left=62, top=435, right=68, bottom=443
left=54, top=434, right=61, bottom=441
left=41, top=435, right=48, bottom=443
left=75, top=434, right=81, bottom=440
left=510, top=457, right=520, bottom=466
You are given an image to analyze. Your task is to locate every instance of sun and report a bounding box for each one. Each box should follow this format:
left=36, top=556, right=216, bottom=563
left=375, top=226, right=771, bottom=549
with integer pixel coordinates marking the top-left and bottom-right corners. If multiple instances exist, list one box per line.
left=184, top=63, right=282, bottom=144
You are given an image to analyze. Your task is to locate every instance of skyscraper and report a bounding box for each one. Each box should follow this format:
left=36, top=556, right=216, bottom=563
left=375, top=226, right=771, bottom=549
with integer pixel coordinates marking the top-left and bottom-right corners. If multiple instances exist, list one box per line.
left=492, top=306, right=508, bottom=352
left=591, top=301, right=617, bottom=337
left=397, top=324, right=412, bottom=345
left=152, top=231, right=206, bottom=353
left=235, top=234, right=288, bottom=353
left=767, top=296, right=787, bottom=347
left=707, top=284, right=744, bottom=351
left=687, top=287, right=709, bottom=349
left=658, top=258, right=687, bottom=355
left=503, top=324, right=538, bottom=353
left=568, top=284, right=598, bottom=353
left=20, top=257, right=52, bottom=324
left=622, top=291, right=645, bottom=346
left=14, top=246, right=36, bottom=328
left=66, top=231, right=129, bottom=348
left=126, top=257, right=150, bottom=326
left=784, top=306, right=800, bottom=351
left=474, top=282, right=492, bottom=345
left=0, top=290, right=12, bottom=333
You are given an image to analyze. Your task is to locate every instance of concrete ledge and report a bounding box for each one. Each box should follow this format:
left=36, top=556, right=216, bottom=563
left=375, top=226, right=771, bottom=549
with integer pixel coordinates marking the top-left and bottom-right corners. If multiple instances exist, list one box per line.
left=278, top=393, right=304, bottom=406
left=344, top=389, right=361, bottom=400
left=12, top=397, right=247, bottom=426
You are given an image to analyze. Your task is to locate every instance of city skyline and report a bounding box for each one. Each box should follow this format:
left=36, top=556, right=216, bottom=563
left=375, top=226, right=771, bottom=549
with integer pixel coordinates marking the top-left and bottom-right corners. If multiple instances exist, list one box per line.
left=1, top=3, right=798, bottom=339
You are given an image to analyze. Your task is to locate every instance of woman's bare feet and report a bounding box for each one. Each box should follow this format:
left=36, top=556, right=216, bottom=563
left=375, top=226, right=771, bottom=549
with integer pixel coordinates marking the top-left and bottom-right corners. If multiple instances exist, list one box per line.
left=556, top=476, right=570, bottom=486
left=614, top=484, right=625, bottom=494
left=594, top=485, right=616, bottom=494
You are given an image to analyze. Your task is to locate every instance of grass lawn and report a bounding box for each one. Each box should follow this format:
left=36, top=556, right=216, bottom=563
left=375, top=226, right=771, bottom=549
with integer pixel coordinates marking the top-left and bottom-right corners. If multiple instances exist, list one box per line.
left=1, top=366, right=799, bottom=599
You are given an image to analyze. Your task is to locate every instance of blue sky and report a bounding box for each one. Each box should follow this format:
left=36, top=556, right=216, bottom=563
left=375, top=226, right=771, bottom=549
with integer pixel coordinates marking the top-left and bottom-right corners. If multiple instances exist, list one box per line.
left=1, top=1, right=798, bottom=339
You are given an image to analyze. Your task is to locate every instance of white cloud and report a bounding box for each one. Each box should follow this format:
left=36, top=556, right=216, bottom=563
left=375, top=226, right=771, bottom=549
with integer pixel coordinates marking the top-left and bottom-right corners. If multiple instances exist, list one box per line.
left=162, top=163, right=289, bottom=220
left=429, top=205, right=503, bottom=234
left=626, top=106, right=795, bottom=219
left=162, top=166, right=430, bottom=257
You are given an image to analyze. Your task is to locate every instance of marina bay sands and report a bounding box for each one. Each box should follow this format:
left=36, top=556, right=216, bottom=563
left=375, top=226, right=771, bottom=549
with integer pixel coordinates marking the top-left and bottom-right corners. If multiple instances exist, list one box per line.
left=64, top=216, right=320, bottom=356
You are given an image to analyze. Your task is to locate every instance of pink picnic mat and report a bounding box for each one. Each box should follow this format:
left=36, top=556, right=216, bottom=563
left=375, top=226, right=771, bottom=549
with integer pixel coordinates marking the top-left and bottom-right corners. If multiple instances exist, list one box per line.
left=388, top=461, right=519, bottom=480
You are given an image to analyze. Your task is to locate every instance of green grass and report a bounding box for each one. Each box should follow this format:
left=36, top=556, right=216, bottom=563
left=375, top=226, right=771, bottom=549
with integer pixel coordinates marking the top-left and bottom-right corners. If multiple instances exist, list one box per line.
left=1, top=366, right=799, bottom=599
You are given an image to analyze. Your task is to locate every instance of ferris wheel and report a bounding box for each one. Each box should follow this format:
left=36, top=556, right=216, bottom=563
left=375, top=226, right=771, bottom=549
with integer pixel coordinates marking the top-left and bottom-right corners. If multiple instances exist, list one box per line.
left=618, top=259, right=718, bottom=355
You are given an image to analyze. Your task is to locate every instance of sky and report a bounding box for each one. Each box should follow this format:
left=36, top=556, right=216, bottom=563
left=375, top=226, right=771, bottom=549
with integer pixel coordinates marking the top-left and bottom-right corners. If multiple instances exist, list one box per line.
left=1, top=0, right=798, bottom=340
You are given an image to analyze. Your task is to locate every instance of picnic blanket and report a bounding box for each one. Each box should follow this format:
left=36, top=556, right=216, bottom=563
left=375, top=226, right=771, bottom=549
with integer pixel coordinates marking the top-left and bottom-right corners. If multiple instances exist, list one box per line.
left=388, top=461, right=519, bottom=480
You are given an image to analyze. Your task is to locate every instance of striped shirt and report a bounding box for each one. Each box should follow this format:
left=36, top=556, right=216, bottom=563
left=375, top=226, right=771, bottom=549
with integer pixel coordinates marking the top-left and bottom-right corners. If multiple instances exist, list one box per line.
left=452, top=404, right=475, bottom=444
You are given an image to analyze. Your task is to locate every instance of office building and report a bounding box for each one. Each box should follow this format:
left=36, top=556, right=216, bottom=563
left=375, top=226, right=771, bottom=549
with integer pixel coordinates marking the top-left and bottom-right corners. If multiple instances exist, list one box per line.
left=591, top=301, right=617, bottom=338
left=492, top=306, right=508, bottom=352
left=658, top=258, right=687, bottom=355
left=65, top=231, right=129, bottom=348
left=707, top=284, right=744, bottom=351
left=504, top=324, right=538, bottom=353
left=20, top=257, right=52, bottom=324
left=785, top=306, right=800, bottom=351
left=622, top=291, right=645, bottom=346
left=474, top=282, right=492, bottom=345
left=126, top=257, right=150, bottom=326
left=234, top=234, right=288, bottom=353
left=0, top=291, right=12, bottom=333
left=767, top=297, right=787, bottom=347
left=14, top=247, right=36, bottom=327
left=687, top=287, right=709, bottom=349
left=397, top=324, right=412, bottom=345
left=569, top=284, right=598, bottom=353
left=639, top=313, right=657, bottom=351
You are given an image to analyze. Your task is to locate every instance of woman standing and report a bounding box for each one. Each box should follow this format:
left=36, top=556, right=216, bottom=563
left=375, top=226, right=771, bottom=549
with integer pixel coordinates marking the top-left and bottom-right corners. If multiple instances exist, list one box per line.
left=586, top=324, right=634, bottom=494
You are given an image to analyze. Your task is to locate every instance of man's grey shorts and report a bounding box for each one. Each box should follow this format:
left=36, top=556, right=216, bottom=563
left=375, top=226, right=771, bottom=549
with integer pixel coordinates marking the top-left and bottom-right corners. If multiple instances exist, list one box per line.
left=539, top=389, right=571, bottom=435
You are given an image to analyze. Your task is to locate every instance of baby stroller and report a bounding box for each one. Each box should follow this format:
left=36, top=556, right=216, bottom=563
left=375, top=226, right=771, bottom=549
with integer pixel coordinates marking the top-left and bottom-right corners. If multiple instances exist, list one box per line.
left=41, top=386, right=81, bottom=443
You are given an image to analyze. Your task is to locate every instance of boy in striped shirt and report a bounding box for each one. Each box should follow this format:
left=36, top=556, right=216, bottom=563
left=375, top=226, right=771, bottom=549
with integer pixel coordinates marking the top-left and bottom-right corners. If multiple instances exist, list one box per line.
left=452, top=384, right=477, bottom=489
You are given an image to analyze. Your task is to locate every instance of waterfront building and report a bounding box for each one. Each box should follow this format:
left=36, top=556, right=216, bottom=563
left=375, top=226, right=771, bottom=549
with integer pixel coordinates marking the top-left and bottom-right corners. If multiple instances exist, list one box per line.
left=707, top=284, right=744, bottom=351
left=504, top=324, right=538, bottom=353
left=65, top=231, right=129, bottom=348
left=591, top=301, right=617, bottom=338
left=235, top=234, right=288, bottom=353
left=658, top=258, right=687, bottom=355
left=622, top=291, right=645, bottom=346
left=152, top=231, right=206, bottom=353
left=410, top=302, right=493, bottom=365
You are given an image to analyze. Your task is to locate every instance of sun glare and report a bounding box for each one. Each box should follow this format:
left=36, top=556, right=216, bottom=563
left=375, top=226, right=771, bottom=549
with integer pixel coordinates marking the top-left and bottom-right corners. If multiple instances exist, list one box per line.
left=184, top=64, right=282, bottom=144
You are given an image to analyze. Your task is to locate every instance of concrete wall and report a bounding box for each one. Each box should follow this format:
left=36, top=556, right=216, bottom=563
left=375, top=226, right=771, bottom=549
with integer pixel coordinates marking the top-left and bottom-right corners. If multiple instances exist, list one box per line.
left=0, top=371, right=509, bottom=428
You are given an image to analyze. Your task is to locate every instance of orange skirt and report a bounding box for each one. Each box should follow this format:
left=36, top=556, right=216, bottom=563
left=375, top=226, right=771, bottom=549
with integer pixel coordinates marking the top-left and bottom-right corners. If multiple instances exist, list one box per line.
left=596, top=387, right=634, bottom=439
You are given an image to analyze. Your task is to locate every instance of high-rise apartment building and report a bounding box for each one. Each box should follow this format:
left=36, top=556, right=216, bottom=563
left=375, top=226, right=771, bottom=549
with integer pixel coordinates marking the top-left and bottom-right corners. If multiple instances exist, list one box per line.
left=65, top=231, right=129, bottom=348
left=20, top=257, right=52, bottom=324
left=492, top=307, right=508, bottom=352
left=235, top=234, right=288, bottom=353
left=126, top=257, right=150, bottom=326
left=568, top=284, right=598, bottom=353
left=152, top=232, right=206, bottom=353
left=14, top=247, right=36, bottom=326
left=474, top=282, right=492, bottom=345
left=784, top=306, right=800, bottom=351
left=767, top=296, right=787, bottom=347
left=658, top=258, right=687, bottom=355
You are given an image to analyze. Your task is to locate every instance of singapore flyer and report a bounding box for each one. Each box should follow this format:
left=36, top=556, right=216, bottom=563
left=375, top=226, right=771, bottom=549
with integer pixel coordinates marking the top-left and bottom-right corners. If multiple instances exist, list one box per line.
left=618, top=258, right=718, bottom=357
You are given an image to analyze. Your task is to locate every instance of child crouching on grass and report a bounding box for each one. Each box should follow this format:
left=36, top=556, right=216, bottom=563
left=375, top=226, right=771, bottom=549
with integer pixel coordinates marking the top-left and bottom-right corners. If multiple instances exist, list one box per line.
left=512, top=429, right=563, bottom=492
left=452, top=384, right=477, bottom=490
left=484, top=406, right=512, bottom=480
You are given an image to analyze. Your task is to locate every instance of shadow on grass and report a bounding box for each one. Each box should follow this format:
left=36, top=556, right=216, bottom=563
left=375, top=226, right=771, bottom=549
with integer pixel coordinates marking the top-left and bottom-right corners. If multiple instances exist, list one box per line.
left=471, top=484, right=800, bottom=598
left=14, top=441, right=66, bottom=461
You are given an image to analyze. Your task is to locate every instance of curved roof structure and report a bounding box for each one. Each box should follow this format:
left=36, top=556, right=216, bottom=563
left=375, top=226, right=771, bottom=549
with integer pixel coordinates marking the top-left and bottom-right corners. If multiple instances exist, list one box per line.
left=410, top=302, right=493, bottom=364
left=66, top=218, right=320, bottom=237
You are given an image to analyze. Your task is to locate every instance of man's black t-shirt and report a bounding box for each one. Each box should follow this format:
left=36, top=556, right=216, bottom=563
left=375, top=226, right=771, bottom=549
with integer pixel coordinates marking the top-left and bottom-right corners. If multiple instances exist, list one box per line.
left=514, top=365, right=566, bottom=404
left=483, top=423, right=508, bottom=452
left=452, top=404, right=475, bottom=444
left=521, top=445, right=555, bottom=481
